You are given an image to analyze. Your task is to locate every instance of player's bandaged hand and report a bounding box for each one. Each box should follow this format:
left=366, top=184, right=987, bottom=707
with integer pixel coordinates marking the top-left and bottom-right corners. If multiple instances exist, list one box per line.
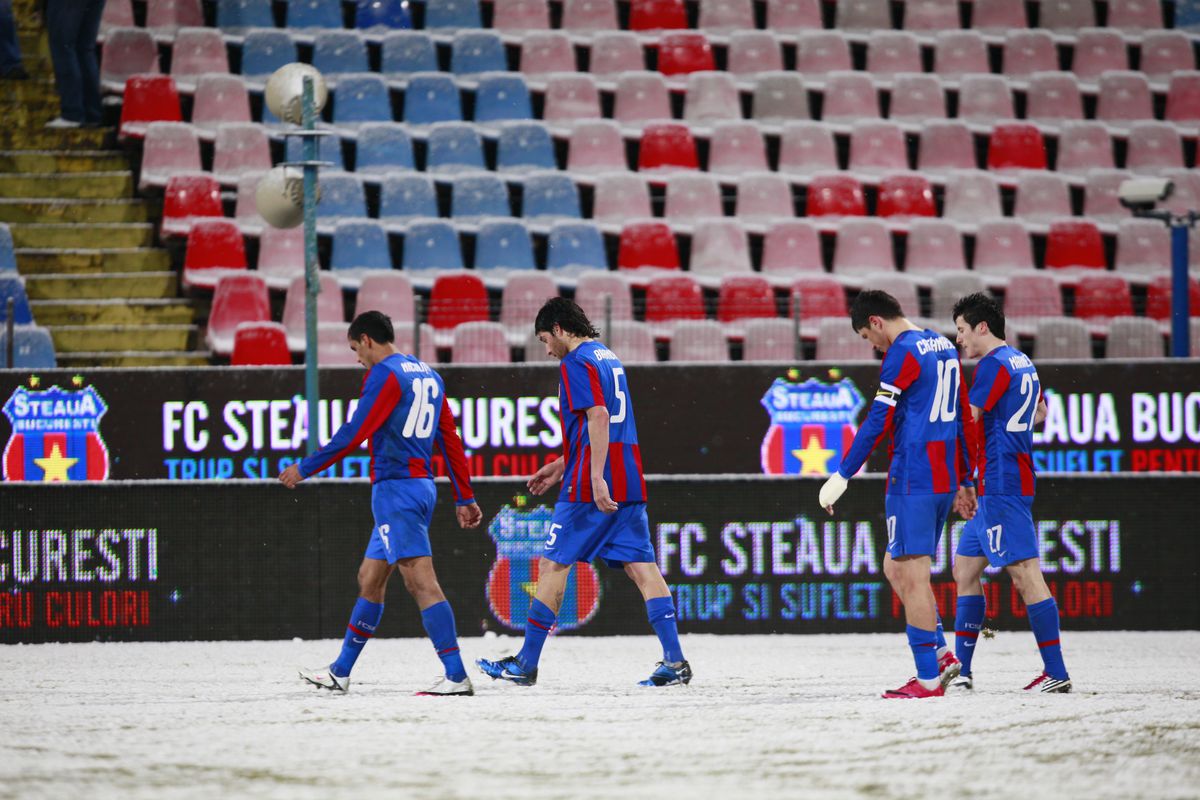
left=818, top=473, right=849, bottom=513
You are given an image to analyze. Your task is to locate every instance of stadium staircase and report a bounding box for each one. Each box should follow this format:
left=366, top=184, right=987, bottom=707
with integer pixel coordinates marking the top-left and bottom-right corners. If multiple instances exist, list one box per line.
left=0, top=0, right=205, bottom=366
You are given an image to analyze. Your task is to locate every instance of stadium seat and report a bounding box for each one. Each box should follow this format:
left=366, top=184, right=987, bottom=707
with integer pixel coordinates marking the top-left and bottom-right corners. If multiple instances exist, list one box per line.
left=645, top=274, right=705, bottom=326
left=916, top=121, right=975, bottom=173
left=566, top=120, right=626, bottom=173
left=474, top=74, right=533, bottom=124
left=230, top=322, right=290, bottom=366
left=313, top=31, right=369, bottom=76
left=1126, top=122, right=1185, bottom=175
left=619, top=221, right=680, bottom=270
left=590, top=32, right=645, bottom=77
left=1001, top=30, right=1057, bottom=78
left=282, top=274, right=345, bottom=350
left=614, top=71, right=671, bottom=125
left=1105, top=318, right=1164, bottom=359
left=1146, top=275, right=1200, bottom=322
left=288, top=0, right=343, bottom=27
left=256, top=226, right=306, bottom=288
left=629, top=0, right=687, bottom=30
left=904, top=219, right=965, bottom=275
left=659, top=32, right=715, bottom=77
left=426, top=123, right=485, bottom=174
left=521, top=32, right=575, bottom=77
left=1082, top=169, right=1133, bottom=223
left=832, top=219, right=893, bottom=276
left=973, top=219, right=1035, bottom=274
left=1108, top=0, right=1163, bottom=29
left=717, top=275, right=776, bottom=322
left=451, top=31, right=506, bottom=76
left=876, top=174, right=935, bottom=219
left=1095, top=72, right=1153, bottom=125
left=930, top=273, right=988, bottom=321
left=698, top=0, right=754, bottom=31
left=1004, top=273, right=1062, bottom=324
left=836, top=0, right=891, bottom=30
left=1142, top=34, right=1196, bottom=82
left=284, top=130, right=344, bottom=171
left=942, top=170, right=1003, bottom=222
left=777, top=122, right=838, bottom=176
left=147, top=0, right=203, bottom=31
left=1055, top=121, right=1115, bottom=173
left=379, top=174, right=438, bottom=221
left=183, top=219, right=247, bottom=290
left=1032, top=317, right=1090, bottom=359
left=704, top=122, right=767, bottom=175
left=752, top=72, right=810, bottom=124
left=314, top=323, right=359, bottom=367
left=761, top=220, right=823, bottom=275
left=0, top=225, right=13, bottom=271
left=684, top=72, right=740, bottom=124
left=664, top=173, right=723, bottom=222
left=796, top=31, right=852, bottom=77
left=424, top=0, right=482, bottom=29
left=905, top=0, right=960, bottom=30
left=975, top=0, right=1027, bottom=30
left=1166, top=72, right=1200, bottom=124
left=1162, top=168, right=1200, bottom=219
left=805, top=174, right=866, bottom=218
left=987, top=123, right=1047, bottom=171
left=890, top=74, right=947, bottom=123
left=451, top=174, right=511, bottom=221
left=139, top=122, right=201, bottom=190
left=742, top=318, right=799, bottom=361
left=355, top=273, right=415, bottom=322
left=933, top=31, right=989, bottom=77
left=1074, top=274, right=1133, bottom=320
left=402, top=73, right=462, bottom=125
left=1045, top=220, right=1106, bottom=270
left=475, top=220, right=535, bottom=271
left=1013, top=172, right=1072, bottom=223
left=331, top=220, right=392, bottom=275
left=547, top=222, right=607, bottom=273
left=500, top=272, right=557, bottom=335
left=1072, top=29, right=1128, bottom=82
left=403, top=220, right=464, bottom=271
left=101, top=0, right=134, bottom=30
left=356, top=0, right=412, bottom=29
left=522, top=173, right=581, bottom=221
left=868, top=272, right=920, bottom=318
left=562, top=0, right=617, bottom=31
left=496, top=122, right=556, bottom=173
left=1025, top=72, right=1084, bottom=124
left=605, top=320, right=657, bottom=363
left=240, top=30, right=296, bottom=84
left=162, top=173, right=223, bottom=238
left=848, top=120, right=908, bottom=174
left=1039, top=0, right=1095, bottom=30
left=735, top=172, right=794, bottom=222
left=216, top=0, right=274, bottom=30
left=542, top=74, right=600, bottom=125
left=118, top=75, right=181, bottom=139
left=0, top=277, right=33, bottom=324
left=492, top=0, right=548, bottom=31
left=316, top=173, right=368, bottom=222
left=207, top=274, right=270, bottom=354
left=170, top=27, right=229, bottom=85
left=789, top=276, right=848, bottom=320
left=593, top=173, right=652, bottom=223
left=333, top=74, right=392, bottom=125
left=354, top=124, right=413, bottom=175
left=191, top=74, right=251, bottom=133
left=815, top=317, right=875, bottom=360
left=767, top=0, right=822, bottom=31
left=381, top=31, right=438, bottom=75
left=957, top=75, right=1014, bottom=125
left=728, top=31, right=784, bottom=77
left=575, top=272, right=633, bottom=324
left=669, top=320, right=729, bottom=362
left=1115, top=218, right=1171, bottom=276
left=689, top=219, right=752, bottom=275
left=866, top=32, right=922, bottom=78
left=428, top=273, right=488, bottom=330
left=637, top=123, right=699, bottom=172
left=821, top=71, right=880, bottom=123
left=451, top=321, right=511, bottom=364
left=100, top=28, right=159, bottom=90
left=0, top=326, right=55, bottom=368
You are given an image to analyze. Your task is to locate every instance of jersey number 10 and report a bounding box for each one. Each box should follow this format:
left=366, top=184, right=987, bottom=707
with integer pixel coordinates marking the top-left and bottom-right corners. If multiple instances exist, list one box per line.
left=402, top=377, right=440, bottom=439
left=928, top=360, right=961, bottom=423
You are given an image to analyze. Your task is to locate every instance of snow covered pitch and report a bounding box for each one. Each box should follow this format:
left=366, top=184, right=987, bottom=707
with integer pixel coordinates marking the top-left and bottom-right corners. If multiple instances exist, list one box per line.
left=2, top=632, right=1197, bottom=800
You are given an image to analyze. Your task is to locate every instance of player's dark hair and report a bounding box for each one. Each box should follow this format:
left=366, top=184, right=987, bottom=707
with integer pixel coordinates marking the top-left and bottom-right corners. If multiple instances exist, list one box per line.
left=952, top=292, right=1006, bottom=339
left=534, top=297, right=600, bottom=338
left=348, top=310, right=395, bottom=344
left=849, top=290, right=904, bottom=332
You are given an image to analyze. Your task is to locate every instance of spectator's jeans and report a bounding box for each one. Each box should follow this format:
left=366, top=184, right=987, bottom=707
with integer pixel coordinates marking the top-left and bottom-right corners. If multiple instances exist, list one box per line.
left=46, top=0, right=106, bottom=122
left=0, top=0, right=23, bottom=72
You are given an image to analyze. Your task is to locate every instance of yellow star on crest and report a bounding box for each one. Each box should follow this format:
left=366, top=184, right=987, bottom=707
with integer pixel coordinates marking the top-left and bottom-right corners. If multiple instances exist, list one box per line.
left=795, top=435, right=836, bottom=476
left=521, top=581, right=538, bottom=597
left=34, top=442, right=78, bottom=482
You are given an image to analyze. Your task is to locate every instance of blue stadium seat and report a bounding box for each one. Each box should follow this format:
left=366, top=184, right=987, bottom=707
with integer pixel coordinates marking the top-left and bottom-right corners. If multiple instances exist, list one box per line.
left=0, top=224, right=15, bottom=271
left=0, top=326, right=56, bottom=368
left=317, top=173, right=368, bottom=219
left=0, top=276, right=33, bottom=324
left=313, top=31, right=369, bottom=76
left=333, top=73, right=393, bottom=124
left=287, top=0, right=344, bottom=28
left=354, top=123, right=414, bottom=174
left=381, top=31, right=438, bottom=75
left=425, top=0, right=481, bottom=29
left=285, top=132, right=344, bottom=170
left=1178, top=0, right=1200, bottom=29
left=332, top=220, right=392, bottom=272
left=473, top=74, right=532, bottom=123
left=217, top=0, right=274, bottom=30
left=356, top=0, right=412, bottom=29
left=451, top=174, right=511, bottom=219
left=475, top=220, right=536, bottom=271
left=547, top=221, right=607, bottom=272
left=240, top=30, right=295, bottom=81
left=402, top=73, right=462, bottom=124
left=522, top=173, right=580, bottom=220
left=403, top=220, right=463, bottom=270
left=380, top=174, right=438, bottom=220
left=426, top=122, right=486, bottom=173
left=451, top=31, right=507, bottom=75
left=497, top=122, right=556, bottom=172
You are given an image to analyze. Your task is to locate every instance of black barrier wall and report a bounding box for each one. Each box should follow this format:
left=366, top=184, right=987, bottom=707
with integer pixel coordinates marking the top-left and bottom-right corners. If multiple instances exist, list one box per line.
left=1, top=477, right=1195, bottom=643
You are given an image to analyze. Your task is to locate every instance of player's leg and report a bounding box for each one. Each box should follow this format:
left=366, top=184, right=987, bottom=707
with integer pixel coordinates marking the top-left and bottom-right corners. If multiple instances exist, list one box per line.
left=884, top=553, right=941, bottom=687
left=624, top=561, right=690, bottom=686
left=951, top=552, right=988, bottom=687
left=299, top=555, right=391, bottom=691
left=1008, top=557, right=1071, bottom=692
left=394, top=555, right=472, bottom=695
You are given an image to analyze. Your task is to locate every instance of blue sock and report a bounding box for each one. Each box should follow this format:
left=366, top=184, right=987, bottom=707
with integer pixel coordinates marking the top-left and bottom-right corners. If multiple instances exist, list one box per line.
left=1027, top=597, right=1069, bottom=680
left=331, top=597, right=384, bottom=678
left=906, top=624, right=939, bottom=681
left=646, top=595, right=684, bottom=664
left=420, top=600, right=467, bottom=682
left=517, top=598, right=556, bottom=670
left=935, top=612, right=948, bottom=653
left=955, top=595, right=987, bottom=677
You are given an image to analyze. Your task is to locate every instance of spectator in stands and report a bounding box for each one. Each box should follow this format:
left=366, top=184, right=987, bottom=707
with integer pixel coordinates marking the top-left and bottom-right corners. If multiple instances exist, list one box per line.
left=45, top=0, right=107, bottom=128
left=0, top=0, right=29, bottom=79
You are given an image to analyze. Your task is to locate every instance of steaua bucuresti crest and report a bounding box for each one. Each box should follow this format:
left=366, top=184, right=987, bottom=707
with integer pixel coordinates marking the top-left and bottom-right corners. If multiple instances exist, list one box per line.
left=760, top=374, right=866, bottom=477
left=485, top=502, right=601, bottom=632
left=2, top=381, right=110, bottom=482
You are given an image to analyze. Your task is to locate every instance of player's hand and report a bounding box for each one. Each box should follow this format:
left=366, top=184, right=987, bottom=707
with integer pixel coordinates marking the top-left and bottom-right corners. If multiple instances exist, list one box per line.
left=591, top=477, right=618, bottom=514
left=818, top=473, right=849, bottom=515
left=456, top=502, right=483, bottom=529
left=278, top=463, right=304, bottom=489
left=527, top=458, right=565, bottom=496
left=954, top=486, right=978, bottom=520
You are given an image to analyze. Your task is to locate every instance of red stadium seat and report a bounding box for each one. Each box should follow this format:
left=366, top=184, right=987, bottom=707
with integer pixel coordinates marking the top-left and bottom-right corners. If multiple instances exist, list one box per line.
left=1142, top=33, right=1196, bottom=82
left=1039, top=0, right=1095, bottom=30
left=561, top=0, right=617, bottom=31
left=355, top=273, right=415, bottom=322
left=183, top=219, right=247, bottom=290
left=717, top=275, right=777, bottom=322
left=973, top=219, right=1035, bottom=274
left=1013, top=172, right=1071, bottom=223
left=593, top=173, right=652, bottom=224
left=1001, top=30, right=1056, bottom=78
left=777, top=122, right=838, bottom=176
left=207, top=274, right=270, bottom=354
left=1072, top=29, right=1127, bottom=81
left=618, top=221, right=680, bottom=270
left=957, top=75, right=1014, bottom=125
left=943, top=171, right=1003, bottom=222
left=1044, top=220, right=1106, bottom=270
left=1107, top=0, right=1163, bottom=29
left=866, top=31, right=922, bottom=77
left=1025, top=72, right=1084, bottom=124
left=767, top=0, right=821, bottom=31
left=876, top=174, right=935, bottom=219
left=170, top=27, right=230, bottom=83
left=1126, top=122, right=1185, bottom=175
left=645, top=274, right=704, bottom=324
left=833, top=218, right=893, bottom=276
left=1005, top=273, right=1063, bottom=322
left=282, top=274, right=345, bottom=350
left=848, top=120, right=908, bottom=174
left=805, top=174, right=866, bottom=218
left=429, top=273, right=489, bottom=331
left=139, top=122, right=201, bottom=190
left=637, top=123, right=699, bottom=172
left=933, top=31, right=989, bottom=77
left=789, top=276, right=848, bottom=320
left=890, top=74, right=946, bottom=123
left=762, top=221, right=823, bottom=275
left=119, top=74, right=181, bottom=139
left=231, top=322, right=291, bottom=366
left=904, top=219, right=965, bottom=275
left=575, top=272, right=633, bottom=324
left=689, top=219, right=752, bottom=275
left=1074, top=274, right=1132, bottom=320
left=657, top=32, right=715, bottom=77
left=708, top=121, right=769, bottom=175
left=161, top=173, right=222, bottom=238
left=1146, top=275, right=1200, bottom=321
left=906, top=0, right=960, bottom=30
left=1096, top=72, right=1153, bottom=124
left=669, top=320, right=729, bottom=362
left=987, top=123, right=1047, bottom=171
left=917, top=121, right=975, bottom=173
left=1055, top=121, right=1114, bottom=174
left=629, top=0, right=686, bottom=30
left=451, top=322, right=511, bottom=364
left=698, top=0, right=754, bottom=32
left=1166, top=72, right=1200, bottom=124
left=100, top=28, right=160, bottom=89
left=614, top=72, right=671, bottom=124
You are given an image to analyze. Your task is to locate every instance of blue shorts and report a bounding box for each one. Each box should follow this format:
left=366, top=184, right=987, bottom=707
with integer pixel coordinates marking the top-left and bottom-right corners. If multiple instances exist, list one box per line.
left=544, top=502, right=656, bottom=568
left=956, top=494, right=1039, bottom=568
left=363, top=479, right=438, bottom=563
left=884, top=492, right=954, bottom=559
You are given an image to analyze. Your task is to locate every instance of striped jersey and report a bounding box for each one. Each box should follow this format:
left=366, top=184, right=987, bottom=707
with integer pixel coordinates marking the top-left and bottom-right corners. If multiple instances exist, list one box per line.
left=970, top=344, right=1039, bottom=497
left=837, top=328, right=974, bottom=495
left=558, top=340, right=647, bottom=504
left=299, top=353, right=475, bottom=504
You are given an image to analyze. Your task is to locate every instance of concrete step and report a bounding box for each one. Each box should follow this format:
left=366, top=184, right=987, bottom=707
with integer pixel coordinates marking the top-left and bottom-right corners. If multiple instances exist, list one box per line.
left=49, top=324, right=197, bottom=353
left=17, top=30, right=49, bottom=57
left=30, top=298, right=195, bottom=326
left=0, top=150, right=128, bottom=173
left=10, top=222, right=154, bottom=249
left=0, top=79, right=59, bottom=104
left=26, top=272, right=178, bottom=300
left=0, top=198, right=150, bottom=224
left=0, top=127, right=113, bottom=151
left=0, top=103, right=68, bottom=128
left=15, top=247, right=171, bottom=274
left=0, top=172, right=134, bottom=200
left=56, top=351, right=214, bottom=368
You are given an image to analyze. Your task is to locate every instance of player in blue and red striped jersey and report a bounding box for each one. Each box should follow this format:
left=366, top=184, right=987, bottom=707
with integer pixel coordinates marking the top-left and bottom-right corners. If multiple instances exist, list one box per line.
left=477, top=298, right=690, bottom=688
left=819, top=290, right=977, bottom=699
left=279, top=311, right=483, bottom=697
left=951, top=293, right=1071, bottom=693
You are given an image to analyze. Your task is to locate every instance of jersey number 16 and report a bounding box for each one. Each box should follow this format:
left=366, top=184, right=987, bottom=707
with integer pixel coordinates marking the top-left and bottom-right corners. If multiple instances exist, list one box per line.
left=402, top=377, right=440, bottom=439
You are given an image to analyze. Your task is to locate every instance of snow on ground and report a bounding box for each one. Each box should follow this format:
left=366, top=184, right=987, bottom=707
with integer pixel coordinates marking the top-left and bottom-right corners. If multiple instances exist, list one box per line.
left=2, top=632, right=1198, bottom=800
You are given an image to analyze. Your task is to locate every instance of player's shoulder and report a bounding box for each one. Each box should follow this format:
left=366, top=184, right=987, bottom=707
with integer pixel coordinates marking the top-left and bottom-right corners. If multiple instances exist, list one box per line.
left=572, top=340, right=621, bottom=367
left=379, top=353, right=437, bottom=380
left=985, top=344, right=1035, bottom=375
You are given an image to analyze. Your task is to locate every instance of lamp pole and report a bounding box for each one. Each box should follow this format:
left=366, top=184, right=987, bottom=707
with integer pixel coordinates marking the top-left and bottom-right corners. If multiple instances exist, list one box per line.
left=301, top=75, right=321, bottom=455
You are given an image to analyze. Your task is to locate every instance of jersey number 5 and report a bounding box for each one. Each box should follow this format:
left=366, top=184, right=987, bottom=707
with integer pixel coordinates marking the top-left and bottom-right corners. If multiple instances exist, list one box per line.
left=402, top=377, right=440, bottom=438
left=928, top=359, right=961, bottom=423
left=611, top=367, right=627, bottom=424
